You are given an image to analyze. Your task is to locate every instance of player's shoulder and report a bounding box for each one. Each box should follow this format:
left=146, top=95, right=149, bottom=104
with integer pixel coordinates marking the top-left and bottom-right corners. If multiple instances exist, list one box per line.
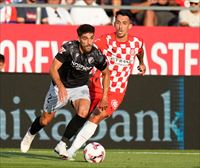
left=62, top=40, right=78, bottom=48
left=58, top=40, right=78, bottom=54
left=91, top=46, right=104, bottom=57
left=96, top=32, right=115, bottom=42
left=128, top=34, right=143, bottom=43
left=62, top=40, right=79, bottom=50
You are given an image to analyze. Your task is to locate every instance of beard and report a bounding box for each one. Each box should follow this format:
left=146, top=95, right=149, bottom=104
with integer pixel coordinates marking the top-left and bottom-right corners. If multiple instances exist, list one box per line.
left=80, top=45, right=92, bottom=53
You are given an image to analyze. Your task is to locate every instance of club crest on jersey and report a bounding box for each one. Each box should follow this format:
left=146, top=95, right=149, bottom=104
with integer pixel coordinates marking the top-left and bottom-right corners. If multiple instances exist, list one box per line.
left=111, top=99, right=118, bottom=110
left=88, top=57, right=94, bottom=64
left=59, top=47, right=66, bottom=54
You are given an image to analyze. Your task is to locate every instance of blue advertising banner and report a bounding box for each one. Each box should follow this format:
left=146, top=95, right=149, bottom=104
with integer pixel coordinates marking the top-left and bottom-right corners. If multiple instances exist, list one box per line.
left=0, top=73, right=199, bottom=149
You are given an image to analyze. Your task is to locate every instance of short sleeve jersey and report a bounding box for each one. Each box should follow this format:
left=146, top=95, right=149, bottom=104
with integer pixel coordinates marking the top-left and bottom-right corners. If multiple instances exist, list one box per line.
left=90, top=33, right=143, bottom=95
left=55, top=41, right=107, bottom=88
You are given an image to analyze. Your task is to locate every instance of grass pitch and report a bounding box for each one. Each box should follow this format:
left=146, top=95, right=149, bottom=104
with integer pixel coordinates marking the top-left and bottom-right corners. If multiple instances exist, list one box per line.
left=0, top=148, right=199, bottom=168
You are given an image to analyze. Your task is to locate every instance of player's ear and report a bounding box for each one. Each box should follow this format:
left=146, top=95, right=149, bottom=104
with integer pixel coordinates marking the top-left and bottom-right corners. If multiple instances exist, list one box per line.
left=128, top=22, right=132, bottom=30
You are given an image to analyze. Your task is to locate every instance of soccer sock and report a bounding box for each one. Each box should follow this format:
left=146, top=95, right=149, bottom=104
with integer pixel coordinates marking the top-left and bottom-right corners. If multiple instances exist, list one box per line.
left=61, top=114, right=87, bottom=145
left=67, top=121, right=98, bottom=156
left=29, top=116, right=44, bottom=135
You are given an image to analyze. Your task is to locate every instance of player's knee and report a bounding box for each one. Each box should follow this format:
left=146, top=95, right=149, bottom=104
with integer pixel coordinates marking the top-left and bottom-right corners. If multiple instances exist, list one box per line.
left=91, top=111, right=109, bottom=124
left=102, top=113, right=109, bottom=119
left=77, top=109, right=90, bottom=118
left=40, top=117, right=52, bottom=126
left=40, top=119, right=49, bottom=126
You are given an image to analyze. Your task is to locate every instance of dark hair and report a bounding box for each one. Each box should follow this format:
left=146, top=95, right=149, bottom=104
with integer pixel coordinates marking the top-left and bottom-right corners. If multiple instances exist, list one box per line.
left=77, top=24, right=95, bottom=37
left=0, top=54, right=5, bottom=63
left=115, top=10, right=133, bottom=21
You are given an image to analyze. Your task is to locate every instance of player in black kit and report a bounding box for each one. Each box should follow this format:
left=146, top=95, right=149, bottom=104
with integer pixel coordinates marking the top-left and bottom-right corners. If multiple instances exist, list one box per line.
left=20, top=24, right=110, bottom=156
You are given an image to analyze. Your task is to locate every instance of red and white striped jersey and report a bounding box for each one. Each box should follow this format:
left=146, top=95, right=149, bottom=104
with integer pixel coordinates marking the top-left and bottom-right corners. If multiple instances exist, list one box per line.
left=90, top=32, right=143, bottom=95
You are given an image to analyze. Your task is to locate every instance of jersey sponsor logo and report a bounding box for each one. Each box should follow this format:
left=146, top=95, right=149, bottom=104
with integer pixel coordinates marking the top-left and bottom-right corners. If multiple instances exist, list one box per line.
left=109, top=57, right=134, bottom=66
left=111, top=99, right=118, bottom=110
left=71, top=61, right=92, bottom=71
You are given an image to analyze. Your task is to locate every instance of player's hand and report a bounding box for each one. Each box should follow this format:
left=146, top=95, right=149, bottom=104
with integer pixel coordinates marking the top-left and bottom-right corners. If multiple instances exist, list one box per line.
left=137, top=64, right=146, bottom=75
left=58, top=85, right=68, bottom=102
left=98, top=97, right=108, bottom=111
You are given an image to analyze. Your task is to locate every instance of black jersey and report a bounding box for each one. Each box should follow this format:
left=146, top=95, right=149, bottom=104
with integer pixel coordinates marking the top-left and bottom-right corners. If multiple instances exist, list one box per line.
left=54, top=41, right=107, bottom=88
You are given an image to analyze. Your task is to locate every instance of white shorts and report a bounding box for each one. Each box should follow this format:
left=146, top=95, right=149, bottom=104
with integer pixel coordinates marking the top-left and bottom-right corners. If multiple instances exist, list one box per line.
left=43, top=83, right=90, bottom=113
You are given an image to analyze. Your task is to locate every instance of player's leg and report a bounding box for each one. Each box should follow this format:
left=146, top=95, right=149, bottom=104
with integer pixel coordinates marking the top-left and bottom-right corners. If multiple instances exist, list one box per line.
left=55, top=85, right=91, bottom=159
left=61, top=99, right=90, bottom=142
left=20, top=112, right=55, bottom=153
left=55, top=99, right=90, bottom=159
left=67, top=108, right=109, bottom=160
left=59, top=95, right=99, bottom=146
left=66, top=94, right=123, bottom=160
left=20, top=83, right=68, bottom=153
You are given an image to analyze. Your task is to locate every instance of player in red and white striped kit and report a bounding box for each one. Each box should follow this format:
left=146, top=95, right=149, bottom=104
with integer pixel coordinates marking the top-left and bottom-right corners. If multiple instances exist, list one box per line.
left=89, top=26, right=145, bottom=117
left=56, top=10, right=146, bottom=160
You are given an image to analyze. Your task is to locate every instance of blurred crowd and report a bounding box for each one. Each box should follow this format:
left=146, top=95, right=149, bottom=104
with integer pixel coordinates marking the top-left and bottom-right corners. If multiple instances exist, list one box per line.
left=0, top=0, right=200, bottom=26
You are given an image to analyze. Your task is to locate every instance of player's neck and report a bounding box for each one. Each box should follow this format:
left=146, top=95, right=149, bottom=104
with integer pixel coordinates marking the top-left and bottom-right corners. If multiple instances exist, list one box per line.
left=116, top=34, right=128, bottom=42
left=79, top=46, right=84, bottom=54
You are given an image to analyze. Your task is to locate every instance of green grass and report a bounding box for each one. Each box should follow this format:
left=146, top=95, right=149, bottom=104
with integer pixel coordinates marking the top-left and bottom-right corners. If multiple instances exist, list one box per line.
left=0, top=148, right=199, bottom=168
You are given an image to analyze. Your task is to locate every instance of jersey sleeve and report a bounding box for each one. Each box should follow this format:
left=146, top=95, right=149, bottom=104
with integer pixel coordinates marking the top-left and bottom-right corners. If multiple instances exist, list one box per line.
left=55, top=42, right=71, bottom=63
left=94, top=49, right=107, bottom=71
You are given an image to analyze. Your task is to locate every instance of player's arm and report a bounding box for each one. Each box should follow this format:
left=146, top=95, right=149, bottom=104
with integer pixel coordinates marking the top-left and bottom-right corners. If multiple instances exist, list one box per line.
left=94, top=48, right=110, bottom=110
left=99, top=65, right=110, bottom=111
left=50, top=58, right=67, bottom=102
left=136, top=48, right=146, bottom=75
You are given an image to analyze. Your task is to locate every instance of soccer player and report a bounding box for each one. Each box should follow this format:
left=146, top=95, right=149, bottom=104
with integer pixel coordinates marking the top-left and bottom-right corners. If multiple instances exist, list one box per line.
left=20, top=24, right=110, bottom=154
left=56, top=10, right=146, bottom=160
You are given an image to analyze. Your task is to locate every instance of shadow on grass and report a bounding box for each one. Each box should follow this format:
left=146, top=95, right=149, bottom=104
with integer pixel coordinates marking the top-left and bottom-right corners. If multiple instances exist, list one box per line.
left=0, top=151, right=58, bottom=161
left=0, top=151, right=87, bottom=163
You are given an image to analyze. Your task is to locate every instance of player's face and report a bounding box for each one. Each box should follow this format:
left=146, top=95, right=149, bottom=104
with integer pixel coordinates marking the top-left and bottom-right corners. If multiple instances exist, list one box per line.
left=114, top=15, right=132, bottom=40
left=190, top=2, right=200, bottom=12
left=79, top=32, right=94, bottom=53
left=84, top=0, right=94, bottom=5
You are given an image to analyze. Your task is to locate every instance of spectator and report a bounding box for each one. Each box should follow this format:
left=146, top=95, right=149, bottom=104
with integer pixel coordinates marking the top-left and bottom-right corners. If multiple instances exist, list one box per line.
left=63, top=0, right=76, bottom=12
left=61, top=0, right=75, bottom=4
left=179, top=0, right=200, bottom=27
left=70, top=0, right=111, bottom=25
left=0, top=54, right=5, bottom=72
left=144, top=0, right=179, bottom=26
left=46, top=0, right=73, bottom=25
left=96, top=0, right=121, bottom=20
left=130, top=0, right=158, bottom=25
left=0, top=0, right=17, bottom=23
left=98, top=0, right=156, bottom=25
left=17, top=0, right=48, bottom=24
